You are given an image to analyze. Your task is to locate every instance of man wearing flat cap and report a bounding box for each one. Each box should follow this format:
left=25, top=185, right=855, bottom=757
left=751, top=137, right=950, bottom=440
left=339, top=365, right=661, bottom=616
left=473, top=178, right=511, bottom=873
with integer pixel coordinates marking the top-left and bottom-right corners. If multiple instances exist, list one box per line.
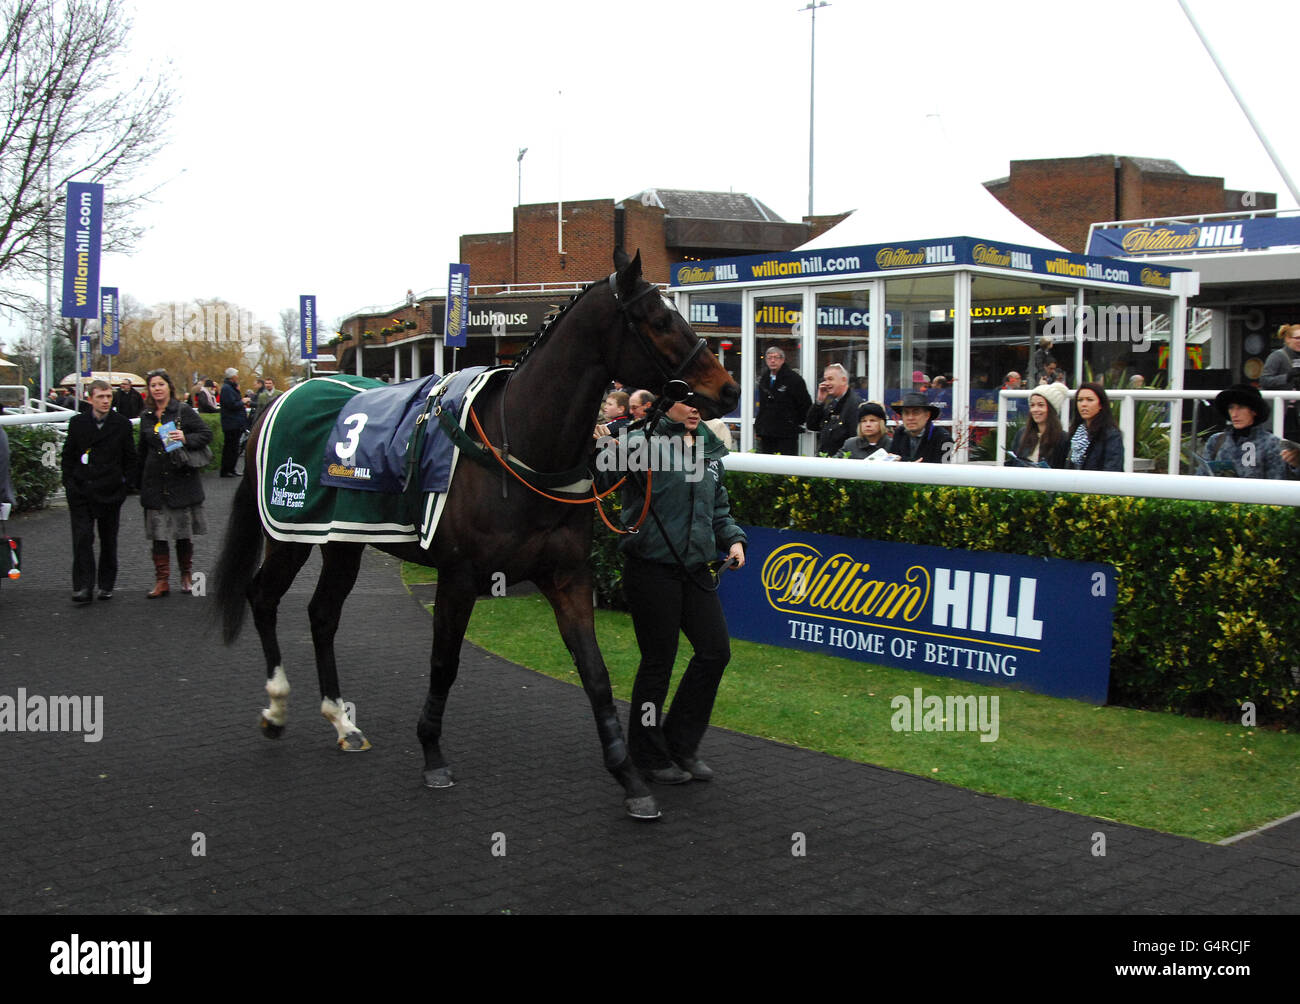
left=888, top=391, right=953, bottom=463
left=1201, top=384, right=1298, bottom=479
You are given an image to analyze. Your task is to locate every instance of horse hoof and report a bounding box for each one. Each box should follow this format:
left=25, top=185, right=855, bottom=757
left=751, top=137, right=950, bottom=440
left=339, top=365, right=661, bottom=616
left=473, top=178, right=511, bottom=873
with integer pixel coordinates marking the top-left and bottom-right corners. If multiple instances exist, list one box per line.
left=624, top=795, right=661, bottom=821
left=260, top=716, right=286, bottom=740
left=337, top=731, right=371, bottom=752
left=423, top=766, right=455, bottom=789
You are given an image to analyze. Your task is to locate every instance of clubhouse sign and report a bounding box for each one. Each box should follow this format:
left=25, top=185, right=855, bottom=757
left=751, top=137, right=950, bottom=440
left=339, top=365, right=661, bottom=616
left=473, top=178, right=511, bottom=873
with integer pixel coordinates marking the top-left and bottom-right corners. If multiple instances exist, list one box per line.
left=722, top=527, right=1116, bottom=703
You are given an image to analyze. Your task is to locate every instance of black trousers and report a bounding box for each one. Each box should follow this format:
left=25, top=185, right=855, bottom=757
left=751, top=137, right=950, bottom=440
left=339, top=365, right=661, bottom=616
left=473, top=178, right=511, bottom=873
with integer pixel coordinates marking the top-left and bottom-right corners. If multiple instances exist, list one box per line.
left=220, top=427, right=242, bottom=474
left=623, top=556, right=731, bottom=769
left=69, top=496, right=122, bottom=592
left=758, top=434, right=800, bottom=456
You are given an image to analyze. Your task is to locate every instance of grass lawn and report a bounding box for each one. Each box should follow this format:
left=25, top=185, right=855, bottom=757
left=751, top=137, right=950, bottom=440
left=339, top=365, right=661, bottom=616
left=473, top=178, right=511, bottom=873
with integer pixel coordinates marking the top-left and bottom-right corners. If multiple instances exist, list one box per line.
left=401, top=564, right=1299, bottom=843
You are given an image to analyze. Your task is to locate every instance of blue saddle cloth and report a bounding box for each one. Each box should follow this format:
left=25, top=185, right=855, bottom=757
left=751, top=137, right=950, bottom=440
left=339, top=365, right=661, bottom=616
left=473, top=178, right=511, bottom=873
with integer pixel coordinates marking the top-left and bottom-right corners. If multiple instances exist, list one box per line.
left=318, top=368, right=489, bottom=493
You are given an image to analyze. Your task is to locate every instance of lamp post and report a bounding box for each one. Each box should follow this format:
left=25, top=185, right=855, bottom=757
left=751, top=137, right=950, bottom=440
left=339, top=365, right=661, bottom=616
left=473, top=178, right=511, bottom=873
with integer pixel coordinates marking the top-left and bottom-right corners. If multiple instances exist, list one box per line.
left=517, top=147, right=528, bottom=206
left=799, top=1, right=829, bottom=218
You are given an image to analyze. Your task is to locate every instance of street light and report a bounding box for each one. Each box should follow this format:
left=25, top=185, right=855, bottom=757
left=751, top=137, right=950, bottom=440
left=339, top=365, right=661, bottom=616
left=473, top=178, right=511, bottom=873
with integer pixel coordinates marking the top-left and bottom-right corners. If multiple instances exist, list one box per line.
left=517, top=147, right=528, bottom=206
left=799, top=2, right=830, bottom=218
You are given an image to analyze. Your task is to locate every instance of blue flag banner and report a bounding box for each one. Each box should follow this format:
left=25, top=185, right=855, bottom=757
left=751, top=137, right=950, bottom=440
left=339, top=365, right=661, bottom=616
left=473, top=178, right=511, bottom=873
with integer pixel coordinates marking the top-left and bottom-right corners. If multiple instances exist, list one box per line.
left=444, top=264, right=470, bottom=348
left=61, top=182, right=104, bottom=319
left=99, top=286, right=119, bottom=356
left=720, top=526, right=1117, bottom=703
left=300, top=294, right=317, bottom=360
left=79, top=336, right=92, bottom=377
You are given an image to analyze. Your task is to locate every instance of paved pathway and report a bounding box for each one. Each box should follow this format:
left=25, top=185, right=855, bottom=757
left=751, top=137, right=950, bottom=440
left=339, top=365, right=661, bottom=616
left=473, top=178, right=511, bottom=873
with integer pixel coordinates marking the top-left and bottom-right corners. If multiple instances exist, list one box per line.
left=1, top=475, right=1297, bottom=915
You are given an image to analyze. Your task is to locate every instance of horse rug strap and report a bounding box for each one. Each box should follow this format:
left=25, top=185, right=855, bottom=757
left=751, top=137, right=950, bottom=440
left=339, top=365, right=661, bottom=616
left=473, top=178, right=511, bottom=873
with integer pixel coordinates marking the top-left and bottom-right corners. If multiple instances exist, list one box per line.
left=256, top=369, right=504, bottom=544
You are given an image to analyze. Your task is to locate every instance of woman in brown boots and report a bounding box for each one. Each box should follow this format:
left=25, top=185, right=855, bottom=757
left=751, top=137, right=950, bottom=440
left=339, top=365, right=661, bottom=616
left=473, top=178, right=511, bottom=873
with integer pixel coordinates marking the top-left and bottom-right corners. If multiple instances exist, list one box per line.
left=137, top=369, right=213, bottom=597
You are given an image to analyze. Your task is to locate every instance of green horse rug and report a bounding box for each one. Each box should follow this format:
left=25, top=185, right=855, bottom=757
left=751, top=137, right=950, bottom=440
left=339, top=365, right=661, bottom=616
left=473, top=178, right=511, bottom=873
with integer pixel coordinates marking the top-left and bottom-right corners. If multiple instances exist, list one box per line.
left=255, top=368, right=501, bottom=547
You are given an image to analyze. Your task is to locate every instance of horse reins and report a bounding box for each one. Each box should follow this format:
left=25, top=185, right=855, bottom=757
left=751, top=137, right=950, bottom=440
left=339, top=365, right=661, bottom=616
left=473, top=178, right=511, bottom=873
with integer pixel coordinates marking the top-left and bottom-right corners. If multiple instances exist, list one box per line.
left=467, top=272, right=709, bottom=534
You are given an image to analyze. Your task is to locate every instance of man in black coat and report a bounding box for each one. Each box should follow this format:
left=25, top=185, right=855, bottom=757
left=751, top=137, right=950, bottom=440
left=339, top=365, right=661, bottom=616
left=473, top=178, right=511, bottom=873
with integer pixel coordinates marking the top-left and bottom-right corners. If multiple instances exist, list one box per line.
left=112, top=378, right=144, bottom=420
left=60, top=380, right=138, bottom=602
left=218, top=367, right=247, bottom=477
left=888, top=391, right=953, bottom=463
left=805, top=363, right=861, bottom=456
left=755, top=347, right=812, bottom=455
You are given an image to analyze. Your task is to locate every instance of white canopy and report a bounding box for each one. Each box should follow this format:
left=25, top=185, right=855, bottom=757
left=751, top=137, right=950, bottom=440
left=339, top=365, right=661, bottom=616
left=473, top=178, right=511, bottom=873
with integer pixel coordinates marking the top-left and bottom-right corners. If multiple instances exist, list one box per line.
left=798, top=117, right=1067, bottom=253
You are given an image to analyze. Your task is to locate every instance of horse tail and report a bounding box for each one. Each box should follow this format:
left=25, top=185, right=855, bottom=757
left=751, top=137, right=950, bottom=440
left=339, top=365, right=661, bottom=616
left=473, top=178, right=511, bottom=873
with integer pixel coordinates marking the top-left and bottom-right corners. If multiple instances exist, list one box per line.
left=214, top=470, right=263, bottom=644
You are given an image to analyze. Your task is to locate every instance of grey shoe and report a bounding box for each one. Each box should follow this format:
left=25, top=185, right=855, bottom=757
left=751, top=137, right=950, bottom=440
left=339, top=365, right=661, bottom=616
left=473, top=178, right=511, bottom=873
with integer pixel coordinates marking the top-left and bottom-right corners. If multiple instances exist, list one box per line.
left=643, top=763, right=693, bottom=785
left=673, top=756, right=714, bottom=781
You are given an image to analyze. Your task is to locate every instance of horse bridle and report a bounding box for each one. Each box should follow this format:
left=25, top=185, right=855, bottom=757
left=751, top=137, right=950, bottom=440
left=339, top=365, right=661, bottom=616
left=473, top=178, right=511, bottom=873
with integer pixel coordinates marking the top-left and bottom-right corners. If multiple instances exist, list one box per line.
left=606, top=273, right=708, bottom=417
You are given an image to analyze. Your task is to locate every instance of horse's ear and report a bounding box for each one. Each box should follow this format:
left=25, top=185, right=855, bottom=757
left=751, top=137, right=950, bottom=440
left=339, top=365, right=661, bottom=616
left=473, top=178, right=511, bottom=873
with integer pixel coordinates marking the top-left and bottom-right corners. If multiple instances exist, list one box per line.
left=614, top=248, right=642, bottom=298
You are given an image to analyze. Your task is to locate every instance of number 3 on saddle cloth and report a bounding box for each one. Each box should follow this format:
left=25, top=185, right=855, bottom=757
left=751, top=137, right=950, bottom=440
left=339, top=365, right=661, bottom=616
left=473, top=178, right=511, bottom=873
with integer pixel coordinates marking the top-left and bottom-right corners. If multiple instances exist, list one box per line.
left=255, top=367, right=502, bottom=547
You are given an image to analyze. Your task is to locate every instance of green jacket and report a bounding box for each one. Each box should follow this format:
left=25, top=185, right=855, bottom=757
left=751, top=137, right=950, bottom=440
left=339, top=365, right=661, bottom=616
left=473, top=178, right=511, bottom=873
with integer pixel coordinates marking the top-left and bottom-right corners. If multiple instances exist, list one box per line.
left=614, top=416, right=747, bottom=567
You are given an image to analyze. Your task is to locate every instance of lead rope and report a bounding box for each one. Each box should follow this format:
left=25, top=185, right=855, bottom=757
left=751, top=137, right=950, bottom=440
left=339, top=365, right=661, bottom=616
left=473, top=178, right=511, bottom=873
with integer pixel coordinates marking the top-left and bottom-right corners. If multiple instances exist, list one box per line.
left=465, top=405, right=653, bottom=535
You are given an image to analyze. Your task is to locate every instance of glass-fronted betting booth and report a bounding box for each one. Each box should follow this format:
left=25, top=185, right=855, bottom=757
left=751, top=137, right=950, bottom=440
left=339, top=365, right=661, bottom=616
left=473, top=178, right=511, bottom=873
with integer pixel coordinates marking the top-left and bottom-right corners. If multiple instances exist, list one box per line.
left=671, top=238, right=1195, bottom=459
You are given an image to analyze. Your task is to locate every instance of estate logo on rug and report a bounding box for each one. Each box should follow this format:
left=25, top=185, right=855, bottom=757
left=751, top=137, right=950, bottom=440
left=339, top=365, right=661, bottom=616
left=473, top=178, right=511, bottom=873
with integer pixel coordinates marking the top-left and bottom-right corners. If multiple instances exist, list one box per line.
left=270, top=457, right=308, bottom=509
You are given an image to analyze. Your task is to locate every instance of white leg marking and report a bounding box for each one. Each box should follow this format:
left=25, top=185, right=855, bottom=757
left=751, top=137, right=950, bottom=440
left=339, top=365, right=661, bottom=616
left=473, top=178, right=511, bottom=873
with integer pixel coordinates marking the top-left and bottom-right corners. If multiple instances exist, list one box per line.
left=321, top=696, right=360, bottom=742
left=263, top=666, right=290, bottom=726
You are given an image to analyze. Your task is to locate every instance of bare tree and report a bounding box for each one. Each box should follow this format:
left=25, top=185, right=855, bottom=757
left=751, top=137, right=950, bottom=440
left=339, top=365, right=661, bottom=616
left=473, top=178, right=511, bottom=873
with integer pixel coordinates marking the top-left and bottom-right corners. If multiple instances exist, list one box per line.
left=278, top=306, right=302, bottom=370
left=0, top=0, right=175, bottom=311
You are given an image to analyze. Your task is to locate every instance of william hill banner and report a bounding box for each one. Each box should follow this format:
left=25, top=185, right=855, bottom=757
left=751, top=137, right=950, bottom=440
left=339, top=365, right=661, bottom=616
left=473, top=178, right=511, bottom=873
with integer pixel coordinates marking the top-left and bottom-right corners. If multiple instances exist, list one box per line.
left=722, top=527, right=1116, bottom=703
left=61, top=181, right=104, bottom=319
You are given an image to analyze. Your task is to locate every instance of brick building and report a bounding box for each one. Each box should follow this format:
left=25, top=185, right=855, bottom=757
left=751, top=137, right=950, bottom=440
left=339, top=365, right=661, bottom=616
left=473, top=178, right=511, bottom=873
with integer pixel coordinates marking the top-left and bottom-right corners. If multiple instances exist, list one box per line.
left=984, top=154, right=1276, bottom=253
left=335, top=189, right=845, bottom=377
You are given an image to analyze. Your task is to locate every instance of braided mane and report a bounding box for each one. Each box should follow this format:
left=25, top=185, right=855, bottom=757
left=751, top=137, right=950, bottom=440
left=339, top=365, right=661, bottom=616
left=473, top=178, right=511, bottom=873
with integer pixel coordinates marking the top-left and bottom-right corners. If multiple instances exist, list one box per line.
left=510, top=281, right=598, bottom=374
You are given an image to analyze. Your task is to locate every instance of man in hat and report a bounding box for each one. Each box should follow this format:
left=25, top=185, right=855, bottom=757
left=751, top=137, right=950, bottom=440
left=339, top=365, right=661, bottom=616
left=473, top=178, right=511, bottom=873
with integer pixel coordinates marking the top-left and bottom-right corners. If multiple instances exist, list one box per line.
left=112, top=378, right=144, bottom=420
left=755, top=347, right=812, bottom=455
left=218, top=367, right=247, bottom=477
left=1202, top=384, right=1298, bottom=479
left=888, top=392, right=953, bottom=463
left=805, top=363, right=860, bottom=456
left=60, top=380, right=138, bottom=602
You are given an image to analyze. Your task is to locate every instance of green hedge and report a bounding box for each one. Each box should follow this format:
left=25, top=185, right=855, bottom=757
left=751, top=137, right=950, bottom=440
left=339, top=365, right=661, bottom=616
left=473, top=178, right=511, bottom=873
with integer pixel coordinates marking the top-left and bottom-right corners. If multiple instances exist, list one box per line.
left=590, top=472, right=1300, bottom=724
left=5, top=424, right=63, bottom=512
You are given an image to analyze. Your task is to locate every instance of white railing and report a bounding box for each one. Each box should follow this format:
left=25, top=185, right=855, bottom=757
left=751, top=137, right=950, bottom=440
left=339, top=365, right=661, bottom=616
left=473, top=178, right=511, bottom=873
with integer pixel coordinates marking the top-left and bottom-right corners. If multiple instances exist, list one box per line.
left=995, top=388, right=1300, bottom=475
left=724, top=449, right=1300, bottom=507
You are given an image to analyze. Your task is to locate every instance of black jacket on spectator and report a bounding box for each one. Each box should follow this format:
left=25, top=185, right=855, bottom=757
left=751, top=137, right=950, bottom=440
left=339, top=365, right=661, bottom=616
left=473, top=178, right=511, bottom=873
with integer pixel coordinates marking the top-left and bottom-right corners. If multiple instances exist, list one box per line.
left=805, top=388, right=861, bottom=456
left=755, top=364, right=812, bottom=439
left=219, top=378, right=247, bottom=433
left=137, top=400, right=213, bottom=510
left=112, top=386, right=144, bottom=420
left=61, top=409, right=138, bottom=506
left=1051, top=425, right=1123, bottom=471
left=888, top=423, right=953, bottom=463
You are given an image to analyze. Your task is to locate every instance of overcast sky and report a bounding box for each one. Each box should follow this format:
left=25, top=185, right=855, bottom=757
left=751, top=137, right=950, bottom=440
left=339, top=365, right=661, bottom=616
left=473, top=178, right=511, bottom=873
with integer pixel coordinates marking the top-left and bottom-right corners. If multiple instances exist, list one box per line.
left=7, top=0, right=1300, bottom=349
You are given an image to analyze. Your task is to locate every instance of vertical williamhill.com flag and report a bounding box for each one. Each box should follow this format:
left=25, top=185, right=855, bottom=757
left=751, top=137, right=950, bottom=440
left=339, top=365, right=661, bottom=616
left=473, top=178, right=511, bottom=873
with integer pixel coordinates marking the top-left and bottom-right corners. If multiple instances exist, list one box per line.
left=100, top=286, right=119, bottom=356
left=61, top=182, right=104, bottom=319
left=299, top=294, right=317, bottom=360
left=445, top=264, right=469, bottom=348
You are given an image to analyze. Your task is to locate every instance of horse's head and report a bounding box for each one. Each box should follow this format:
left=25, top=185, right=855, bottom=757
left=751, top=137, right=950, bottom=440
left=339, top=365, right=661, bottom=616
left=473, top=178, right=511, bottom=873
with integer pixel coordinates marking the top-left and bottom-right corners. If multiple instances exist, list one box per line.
left=609, top=248, right=739, bottom=419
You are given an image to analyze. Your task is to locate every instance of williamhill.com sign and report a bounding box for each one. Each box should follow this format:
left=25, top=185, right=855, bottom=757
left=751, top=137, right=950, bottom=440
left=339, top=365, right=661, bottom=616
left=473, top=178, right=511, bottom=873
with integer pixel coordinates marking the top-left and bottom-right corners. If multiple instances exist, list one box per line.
left=721, top=527, right=1116, bottom=703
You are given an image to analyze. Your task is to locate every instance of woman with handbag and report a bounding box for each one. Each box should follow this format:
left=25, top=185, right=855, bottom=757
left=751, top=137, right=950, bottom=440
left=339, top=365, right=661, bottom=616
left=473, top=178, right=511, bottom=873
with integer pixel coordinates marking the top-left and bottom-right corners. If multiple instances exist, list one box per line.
left=137, top=369, right=214, bottom=597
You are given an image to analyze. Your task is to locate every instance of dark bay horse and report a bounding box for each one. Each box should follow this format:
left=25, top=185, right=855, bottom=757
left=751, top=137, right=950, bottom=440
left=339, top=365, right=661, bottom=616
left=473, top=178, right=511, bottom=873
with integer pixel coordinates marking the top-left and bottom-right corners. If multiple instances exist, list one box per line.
left=214, top=250, right=739, bottom=819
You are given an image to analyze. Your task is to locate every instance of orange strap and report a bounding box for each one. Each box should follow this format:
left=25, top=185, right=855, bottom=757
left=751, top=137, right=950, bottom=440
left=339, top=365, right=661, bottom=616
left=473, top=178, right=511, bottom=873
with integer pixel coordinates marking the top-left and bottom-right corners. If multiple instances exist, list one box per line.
left=465, top=406, right=652, bottom=534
